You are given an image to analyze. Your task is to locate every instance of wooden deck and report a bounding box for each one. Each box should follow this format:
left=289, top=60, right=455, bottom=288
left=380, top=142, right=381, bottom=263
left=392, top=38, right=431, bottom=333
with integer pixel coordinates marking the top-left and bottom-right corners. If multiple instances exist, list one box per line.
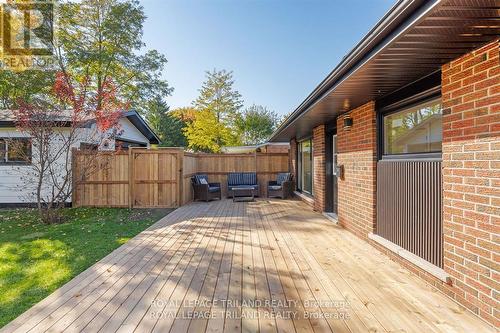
left=1, top=199, right=494, bottom=333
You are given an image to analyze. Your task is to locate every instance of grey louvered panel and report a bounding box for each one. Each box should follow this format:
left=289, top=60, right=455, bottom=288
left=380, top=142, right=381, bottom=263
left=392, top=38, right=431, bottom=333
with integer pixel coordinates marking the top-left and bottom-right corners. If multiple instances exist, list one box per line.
left=377, top=159, right=443, bottom=268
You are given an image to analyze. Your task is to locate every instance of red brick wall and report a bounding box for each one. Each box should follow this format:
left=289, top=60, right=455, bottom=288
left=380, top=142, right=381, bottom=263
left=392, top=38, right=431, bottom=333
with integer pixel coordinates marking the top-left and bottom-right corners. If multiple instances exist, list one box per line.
left=441, top=39, right=500, bottom=327
left=289, top=138, right=297, bottom=190
left=313, top=125, right=326, bottom=211
left=336, top=101, right=377, bottom=238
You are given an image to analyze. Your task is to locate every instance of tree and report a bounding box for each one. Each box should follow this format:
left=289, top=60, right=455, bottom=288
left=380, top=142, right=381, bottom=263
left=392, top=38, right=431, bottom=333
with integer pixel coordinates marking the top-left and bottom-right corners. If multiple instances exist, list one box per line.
left=236, top=105, right=279, bottom=145
left=57, top=0, right=172, bottom=114
left=0, top=70, right=55, bottom=109
left=146, top=99, right=187, bottom=147
left=187, top=69, right=243, bottom=152
left=194, top=69, right=243, bottom=128
left=278, top=111, right=292, bottom=128
left=171, top=106, right=197, bottom=123
left=14, top=72, right=124, bottom=224
left=184, top=109, right=235, bottom=153
left=0, top=0, right=173, bottom=116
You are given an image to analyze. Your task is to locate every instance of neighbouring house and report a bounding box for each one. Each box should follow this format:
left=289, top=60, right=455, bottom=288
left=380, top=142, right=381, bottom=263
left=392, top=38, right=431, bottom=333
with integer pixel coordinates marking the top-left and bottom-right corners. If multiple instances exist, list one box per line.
left=0, top=110, right=160, bottom=205
left=220, top=142, right=290, bottom=154
left=270, top=0, right=499, bottom=328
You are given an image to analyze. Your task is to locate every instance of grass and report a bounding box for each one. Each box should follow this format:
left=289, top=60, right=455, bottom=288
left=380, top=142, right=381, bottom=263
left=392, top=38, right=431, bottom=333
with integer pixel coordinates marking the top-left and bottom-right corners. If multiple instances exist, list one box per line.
left=0, top=207, right=172, bottom=328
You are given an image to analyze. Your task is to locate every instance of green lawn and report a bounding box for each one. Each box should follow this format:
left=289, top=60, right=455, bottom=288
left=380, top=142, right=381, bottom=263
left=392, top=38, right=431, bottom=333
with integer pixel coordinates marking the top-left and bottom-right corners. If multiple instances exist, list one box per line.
left=0, top=207, right=172, bottom=328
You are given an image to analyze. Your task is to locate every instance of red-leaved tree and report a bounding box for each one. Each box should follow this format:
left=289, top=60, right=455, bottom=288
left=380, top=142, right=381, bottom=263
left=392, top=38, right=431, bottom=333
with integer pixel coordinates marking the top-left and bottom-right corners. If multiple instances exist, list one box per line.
left=13, top=71, right=126, bottom=223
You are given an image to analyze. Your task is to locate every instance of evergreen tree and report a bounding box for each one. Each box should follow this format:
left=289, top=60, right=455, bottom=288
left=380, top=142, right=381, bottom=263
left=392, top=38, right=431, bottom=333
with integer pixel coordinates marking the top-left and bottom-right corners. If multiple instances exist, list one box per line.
left=146, top=99, right=187, bottom=147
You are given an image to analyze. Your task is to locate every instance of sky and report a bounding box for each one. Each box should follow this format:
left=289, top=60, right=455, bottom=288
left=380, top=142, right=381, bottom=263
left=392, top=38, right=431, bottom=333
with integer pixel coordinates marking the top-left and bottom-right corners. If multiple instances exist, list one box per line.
left=141, top=0, right=396, bottom=116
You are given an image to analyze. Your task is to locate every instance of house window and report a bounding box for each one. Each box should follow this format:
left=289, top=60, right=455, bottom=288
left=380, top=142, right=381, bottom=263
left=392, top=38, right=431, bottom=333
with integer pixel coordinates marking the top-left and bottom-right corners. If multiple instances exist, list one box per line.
left=80, top=142, right=99, bottom=150
left=384, top=99, right=442, bottom=155
left=297, top=139, right=313, bottom=195
left=115, top=139, right=147, bottom=150
left=0, top=138, right=32, bottom=164
left=0, top=140, right=6, bottom=162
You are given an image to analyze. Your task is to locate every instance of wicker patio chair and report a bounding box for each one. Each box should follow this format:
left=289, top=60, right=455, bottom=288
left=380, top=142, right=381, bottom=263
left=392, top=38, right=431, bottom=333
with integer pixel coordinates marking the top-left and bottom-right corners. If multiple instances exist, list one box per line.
left=191, top=174, right=222, bottom=202
left=267, top=172, right=293, bottom=199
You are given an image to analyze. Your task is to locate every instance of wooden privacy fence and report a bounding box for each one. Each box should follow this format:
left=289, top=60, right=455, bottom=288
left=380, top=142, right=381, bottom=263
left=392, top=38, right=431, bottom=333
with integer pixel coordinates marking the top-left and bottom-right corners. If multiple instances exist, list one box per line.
left=73, top=148, right=183, bottom=208
left=182, top=152, right=290, bottom=202
left=73, top=148, right=289, bottom=208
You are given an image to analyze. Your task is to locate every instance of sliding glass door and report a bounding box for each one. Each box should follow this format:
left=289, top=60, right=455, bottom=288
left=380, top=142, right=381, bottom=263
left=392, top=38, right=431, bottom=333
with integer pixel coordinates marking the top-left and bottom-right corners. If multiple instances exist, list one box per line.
left=297, top=139, right=313, bottom=195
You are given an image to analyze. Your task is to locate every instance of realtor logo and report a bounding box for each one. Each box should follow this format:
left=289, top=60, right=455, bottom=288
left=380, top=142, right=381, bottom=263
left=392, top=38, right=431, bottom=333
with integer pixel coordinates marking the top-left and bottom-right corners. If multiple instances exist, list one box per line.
left=0, top=0, right=55, bottom=71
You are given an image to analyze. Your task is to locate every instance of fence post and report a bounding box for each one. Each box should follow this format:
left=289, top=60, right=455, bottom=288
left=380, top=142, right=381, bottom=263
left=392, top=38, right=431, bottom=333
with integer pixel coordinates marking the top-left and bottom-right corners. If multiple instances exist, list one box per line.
left=71, top=148, right=78, bottom=207
left=178, top=149, right=184, bottom=207
left=254, top=151, right=261, bottom=196
left=254, top=151, right=258, bottom=173
left=128, top=148, right=133, bottom=209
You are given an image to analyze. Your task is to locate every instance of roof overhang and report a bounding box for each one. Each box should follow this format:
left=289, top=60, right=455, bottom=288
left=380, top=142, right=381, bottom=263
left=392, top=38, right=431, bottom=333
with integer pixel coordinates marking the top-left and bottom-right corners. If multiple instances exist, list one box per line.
left=123, top=110, right=161, bottom=145
left=0, top=109, right=161, bottom=145
left=270, top=0, right=500, bottom=142
left=0, top=120, right=72, bottom=128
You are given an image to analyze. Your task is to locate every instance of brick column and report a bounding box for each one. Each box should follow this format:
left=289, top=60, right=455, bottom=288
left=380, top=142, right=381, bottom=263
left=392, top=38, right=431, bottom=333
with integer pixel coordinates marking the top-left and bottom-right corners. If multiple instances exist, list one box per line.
left=313, top=125, right=326, bottom=211
left=289, top=138, right=297, bottom=191
left=336, top=101, right=377, bottom=238
left=441, top=39, right=499, bottom=326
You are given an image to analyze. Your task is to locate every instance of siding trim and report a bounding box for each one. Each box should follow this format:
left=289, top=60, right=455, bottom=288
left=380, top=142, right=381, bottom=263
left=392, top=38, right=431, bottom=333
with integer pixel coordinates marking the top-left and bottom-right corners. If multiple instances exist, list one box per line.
left=369, top=233, right=451, bottom=283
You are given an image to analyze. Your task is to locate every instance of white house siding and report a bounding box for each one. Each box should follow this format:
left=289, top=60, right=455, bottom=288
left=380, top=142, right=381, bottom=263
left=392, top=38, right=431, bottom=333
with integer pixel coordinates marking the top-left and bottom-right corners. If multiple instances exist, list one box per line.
left=117, top=118, right=150, bottom=147
left=393, top=117, right=442, bottom=153
left=0, top=127, right=75, bottom=204
left=0, top=128, right=32, bottom=203
left=0, top=119, right=150, bottom=204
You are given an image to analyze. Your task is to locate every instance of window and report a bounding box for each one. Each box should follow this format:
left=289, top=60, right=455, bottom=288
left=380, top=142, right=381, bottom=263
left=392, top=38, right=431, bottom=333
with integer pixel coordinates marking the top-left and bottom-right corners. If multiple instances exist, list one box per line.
left=0, top=140, right=5, bottom=162
left=0, top=138, right=32, bottom=164
left=384, top=99, right=442, bottom=155
left=115, top=139, right=147, bottom=150
left=297, top=139, right=313, bottom=195
left=79, top=142, right=99, bottom=150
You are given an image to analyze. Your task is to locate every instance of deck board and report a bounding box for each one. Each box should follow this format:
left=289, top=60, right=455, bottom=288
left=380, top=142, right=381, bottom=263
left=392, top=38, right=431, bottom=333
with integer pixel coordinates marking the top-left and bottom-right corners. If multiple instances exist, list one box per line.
left=1, top=199, right=495, bottom=333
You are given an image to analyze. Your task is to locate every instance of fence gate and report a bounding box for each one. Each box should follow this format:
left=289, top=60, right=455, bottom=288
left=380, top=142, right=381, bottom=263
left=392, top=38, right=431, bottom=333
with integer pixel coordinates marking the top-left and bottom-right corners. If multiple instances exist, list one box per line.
left=131, top=149, right=181, bottom=208
left=73, top=148, right=183, bottom=208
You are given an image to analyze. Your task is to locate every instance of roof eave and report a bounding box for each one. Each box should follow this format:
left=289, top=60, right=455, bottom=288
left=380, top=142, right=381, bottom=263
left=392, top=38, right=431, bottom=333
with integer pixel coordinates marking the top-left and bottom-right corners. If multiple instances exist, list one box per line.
left=269, top=0, right=434, bottom=142
left=123, top=110, right=161, bottom=145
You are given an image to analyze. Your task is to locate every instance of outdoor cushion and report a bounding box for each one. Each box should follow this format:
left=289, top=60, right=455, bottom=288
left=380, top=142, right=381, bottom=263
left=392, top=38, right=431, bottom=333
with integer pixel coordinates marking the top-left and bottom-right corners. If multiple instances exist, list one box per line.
left=276, top=172, right=290, bottom=185
left=208, top=186, right=220, bottom=193
left=199, top=178, right=208, bottom=185
left=227, top=173, right=239, bottom=185
left=242, top=173, right=256, bottom=185
left=194, top=174, right=209, bottom=184
left=268, top=185, right=282, bottom=191
left=228, top=172, right=257, bottom=186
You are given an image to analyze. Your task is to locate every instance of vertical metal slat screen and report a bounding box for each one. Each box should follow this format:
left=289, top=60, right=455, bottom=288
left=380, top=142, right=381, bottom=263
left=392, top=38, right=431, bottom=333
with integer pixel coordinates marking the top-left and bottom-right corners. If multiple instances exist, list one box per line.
left=377, top=160, right=443, bottom=268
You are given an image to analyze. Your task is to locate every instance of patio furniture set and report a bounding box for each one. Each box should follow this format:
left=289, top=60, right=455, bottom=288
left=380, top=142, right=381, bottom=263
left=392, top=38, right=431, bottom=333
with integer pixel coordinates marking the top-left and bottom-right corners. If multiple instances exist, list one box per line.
left=191, top=172, right=293, bottom=202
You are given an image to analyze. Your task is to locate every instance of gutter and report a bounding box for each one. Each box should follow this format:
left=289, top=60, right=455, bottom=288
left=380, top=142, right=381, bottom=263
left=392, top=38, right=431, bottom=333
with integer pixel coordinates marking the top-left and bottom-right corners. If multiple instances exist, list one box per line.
left=270, top=0, right=439, bottom=142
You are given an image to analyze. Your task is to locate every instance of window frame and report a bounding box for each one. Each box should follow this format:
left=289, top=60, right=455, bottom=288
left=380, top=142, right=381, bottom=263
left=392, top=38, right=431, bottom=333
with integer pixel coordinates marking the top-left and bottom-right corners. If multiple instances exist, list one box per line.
left=0, top=137, right=32, bottom=165
left=297, top=137, right=314, bottom=196
left=115, top=138, right=148, bottom=150
left=377, top=89, right=442, bottom=161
